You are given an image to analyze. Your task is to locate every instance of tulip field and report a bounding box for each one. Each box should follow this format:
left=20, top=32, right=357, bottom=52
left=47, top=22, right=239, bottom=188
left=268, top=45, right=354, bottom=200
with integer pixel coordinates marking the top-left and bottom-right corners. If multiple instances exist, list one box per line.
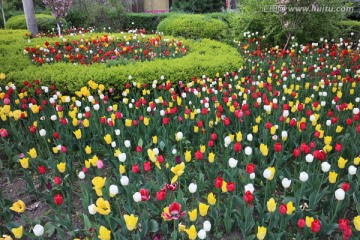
left=0, top=30, right=360, bottom=240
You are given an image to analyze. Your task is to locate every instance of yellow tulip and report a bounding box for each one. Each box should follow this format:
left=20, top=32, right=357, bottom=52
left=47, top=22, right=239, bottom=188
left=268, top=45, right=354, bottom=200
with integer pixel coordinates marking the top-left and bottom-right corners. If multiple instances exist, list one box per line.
left=104, top=134, right=112, bottom=144
left=57, top=162, right=66, bottom=173
left=354, top=216, right=360, bottom=231
left=256, top=226, right=267, bottom=240
left=236, top=131, right=242, bottom=142
left=123, top=214, right=138, bottom=231
left=253, top=125, right=259, bottom=133
left=188, top=209, right=198, bottom=221
left=200, top=145, right=206, bottom=153
left=354, top=157, right=360, bottom=165
left=267, top=198, right=276, bottom=212
left=198, top=202, right=209, bottom=217
left=185, top=225, right=197, bottom=240
left=28, top=148, right=37, bottom=159
left=338, top=157, right=348, bottom=169
left=260, top=143, right=269, bottom=156
left=324, top=136, right=332, bottom=145
left=19, top=158, right=29, bottom=169
left=125, top=119, right=132, bottom=127
left=83, top=119, right=90, bottom=128
left=208, top=152, right=215, bottom=163
left=184, top=150, right=192, bottom=162
left=98, top=226, right=111, bottom=240
left=95, top=198, right=111, bottom=215
left=11, top=226, right=23, bottom=239
left=207, top=192, right=216, bottom=205
left=119, top=164, right=126, bottom=174
left=329, top=171, right=338, bottom=184
left=306, top=216, right=314, bottom=227
left=286, top=201, right=295, bottom=215
left=10, top=200, right=26, bottom=213
left=143, top=117, right=150, bottom=126
left=152, top=136, right=158, bottom=144
left=73, top=129, right=82, bottom=139
left=85, top=145, right=92, bottom=154
left=170, top=162, right=185, bottom=184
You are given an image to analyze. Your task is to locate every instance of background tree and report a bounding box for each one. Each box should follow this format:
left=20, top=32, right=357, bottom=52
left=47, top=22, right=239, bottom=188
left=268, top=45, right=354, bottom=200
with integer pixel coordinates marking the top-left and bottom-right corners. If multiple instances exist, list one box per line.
left=42, top=0, right=73, bottom=35
left=1, top=0, right=6, bottom=26
left=22, top=0, right=38, bottom=34
left=173, top=0, right=225, bottom=13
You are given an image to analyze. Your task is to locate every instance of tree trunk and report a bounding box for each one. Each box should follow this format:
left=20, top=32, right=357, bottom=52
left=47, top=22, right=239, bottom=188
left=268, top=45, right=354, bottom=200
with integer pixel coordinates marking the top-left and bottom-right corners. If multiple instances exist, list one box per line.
left=22, top=0, right=38, bottom=35
left=1, top=0, right=6, bottom=27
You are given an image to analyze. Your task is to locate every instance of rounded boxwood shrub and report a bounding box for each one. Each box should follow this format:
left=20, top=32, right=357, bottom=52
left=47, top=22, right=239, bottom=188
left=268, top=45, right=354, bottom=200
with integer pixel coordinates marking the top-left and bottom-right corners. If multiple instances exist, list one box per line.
left=5, top=14, right=61, bottom=33
left=157, top=14, right=227, bottom=40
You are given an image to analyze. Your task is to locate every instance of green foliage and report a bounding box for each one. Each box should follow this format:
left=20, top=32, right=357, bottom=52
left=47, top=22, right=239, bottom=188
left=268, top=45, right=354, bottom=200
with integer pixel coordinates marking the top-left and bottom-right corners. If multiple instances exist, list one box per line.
left=234, top=0, right=351, bottom=46
left=157, top=14, right=228, bottom=40
left=65, top=0, right=125, bottom=30
left=173, top=0, right=225, bottom=13
left=5, top=14, right=60, bottom=32
left=0, top=29, right=242, bottom=93
left=124, top=13, right=170, bottom=32
left=338, top=20, right=360, bottom=40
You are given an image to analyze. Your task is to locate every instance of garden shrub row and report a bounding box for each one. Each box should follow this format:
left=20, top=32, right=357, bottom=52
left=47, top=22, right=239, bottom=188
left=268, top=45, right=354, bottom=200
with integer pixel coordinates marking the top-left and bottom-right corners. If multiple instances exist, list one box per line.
left=339, top=20, right=360, bottom=40
left=5, top=14, right=61, bottom=33
left=0, top=30, right=242, bottom=93
left=157, top=14, right=228, bottom=41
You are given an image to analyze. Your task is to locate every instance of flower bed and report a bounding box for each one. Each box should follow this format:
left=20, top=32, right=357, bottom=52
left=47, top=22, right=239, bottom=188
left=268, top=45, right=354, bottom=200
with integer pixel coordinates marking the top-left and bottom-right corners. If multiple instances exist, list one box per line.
left=23, top=34, right=187, bottom=65
left=0, top=34, right=360, bottom=239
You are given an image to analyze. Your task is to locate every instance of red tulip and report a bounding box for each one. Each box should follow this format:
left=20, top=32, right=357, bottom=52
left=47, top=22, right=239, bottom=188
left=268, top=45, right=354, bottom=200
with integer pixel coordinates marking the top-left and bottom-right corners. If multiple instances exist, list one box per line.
left=234, top=142, right=242, bottom=152
left=214, top=177, right=223, bottom=189
left=38, top=166, right=46, bottom=174
left=53, top=193, right=63, bottom=205
left=274, top=142, right=282, bottom=152
left=53, top=176, right=62, bottom=185
left=132, top=164, right=140, bottom=174
left=279, top=204, right=287, bottom=214
left=246, top=163, right=256, bottom=174
left=341, top=182, right=350, bottom=192
left=226, top=182, right=236, bottom=192
left=338, top=218, right=349, bottom=231
left=194, top=150, right=203, bottom=160
left=243, top=191, right=253, bottom=204
left=311, top=219, right=321, bottom=233
left=143, top=161, right=151, bottom=172
left=139, top=188, right=150, bottom=201
left=156, top=190, right=166, bottom=201
left=162, top=202, right=186, bottom=220
left=297, top=218, right=306, bottom=228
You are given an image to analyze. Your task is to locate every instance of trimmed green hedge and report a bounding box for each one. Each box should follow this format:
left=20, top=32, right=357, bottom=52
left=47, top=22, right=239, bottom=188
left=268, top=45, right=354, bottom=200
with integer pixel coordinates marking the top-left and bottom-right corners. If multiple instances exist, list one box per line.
left=5, top=14, right=60, bottom=33
left=157, top=14, right=228, bottom=40
left=339, top=20, right=360, bottom=40
left=0, top=30, right=243, bottom=93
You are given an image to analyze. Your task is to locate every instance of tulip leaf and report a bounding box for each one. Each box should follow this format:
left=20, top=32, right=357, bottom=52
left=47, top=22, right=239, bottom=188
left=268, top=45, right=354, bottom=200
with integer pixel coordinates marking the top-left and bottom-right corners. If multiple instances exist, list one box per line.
left=138, top=138, right=143, bottom=147
left=82, top=214, right=92, bottom=229
left=159, top=141, right=166, bottom=151
left=44, top=222, right=56, bottom=237
left=148, top=219, right=159, bottom=232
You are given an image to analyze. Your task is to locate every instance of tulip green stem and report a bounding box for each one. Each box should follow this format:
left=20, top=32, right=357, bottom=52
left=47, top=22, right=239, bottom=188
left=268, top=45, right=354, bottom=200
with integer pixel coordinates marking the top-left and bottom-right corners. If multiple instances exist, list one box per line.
left=330, top=200, right=341, bottom=223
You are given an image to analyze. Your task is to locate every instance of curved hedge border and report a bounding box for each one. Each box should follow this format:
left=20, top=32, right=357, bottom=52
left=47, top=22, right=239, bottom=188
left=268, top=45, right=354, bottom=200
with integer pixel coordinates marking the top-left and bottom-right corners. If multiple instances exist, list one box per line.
left=0, top=30, right=242, bottom=92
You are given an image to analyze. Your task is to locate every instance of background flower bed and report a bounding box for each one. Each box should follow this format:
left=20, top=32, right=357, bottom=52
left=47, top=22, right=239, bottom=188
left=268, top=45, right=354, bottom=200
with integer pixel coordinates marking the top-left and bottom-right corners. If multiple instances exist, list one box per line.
left=0, top=32, right=360, bottom=239
left=0, top=30, right=242, bottom=93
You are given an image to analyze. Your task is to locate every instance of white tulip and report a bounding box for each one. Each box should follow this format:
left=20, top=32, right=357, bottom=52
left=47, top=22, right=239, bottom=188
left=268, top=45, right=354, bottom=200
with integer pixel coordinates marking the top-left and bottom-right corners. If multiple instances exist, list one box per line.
left=33, top=224, right=44, bottom=236
left=305, top=154, right=314, bottom=163
left=282, top=178, right=292, bottom=188
left=228, top=158, right=238, bottom=168
left=321, top=162, right=331, bottom=172
left=244, top=183, right=254, bottom=193
left=249, top=173, right=255, bottom=179
left=124, top=140, right=131, bottom=148
left=188, top=183, right=198, bottom=193
left=39, top=129, right=46, bottom=136
left=299, top=172, right=309, bottom=182
left=203, top=220, right=211, bottom=232
left=109, top=185, right=119, bottom=197
left=348, top=165, right=357, bottom=175
left=78, top=171, right=85, bottom=179
left=197, top=229, right=207, bottom=239
left=133, top=192, right=142, bottom=202
left=88, top=204, right=96, bottom=215
left=335, top=188, right=345, bottom=200
left=244, top=146, right=253, bottom=156
left=118, top=153, right=127, bottom=162
left=120, top=176, right=129, bottom=186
